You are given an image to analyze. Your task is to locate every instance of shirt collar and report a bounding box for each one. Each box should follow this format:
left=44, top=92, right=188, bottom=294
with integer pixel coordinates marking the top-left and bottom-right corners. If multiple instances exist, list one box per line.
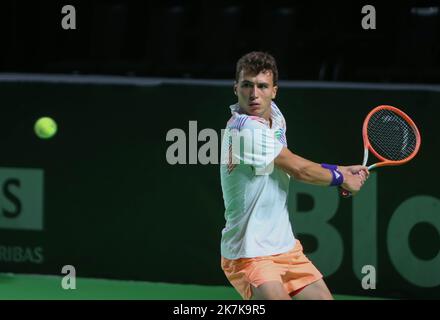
left=229, top=102, right=284, bottom=129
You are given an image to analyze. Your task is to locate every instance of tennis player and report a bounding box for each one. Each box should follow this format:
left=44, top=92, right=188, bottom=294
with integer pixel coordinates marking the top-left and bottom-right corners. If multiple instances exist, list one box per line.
left=220, top=51, right=369, bottom=300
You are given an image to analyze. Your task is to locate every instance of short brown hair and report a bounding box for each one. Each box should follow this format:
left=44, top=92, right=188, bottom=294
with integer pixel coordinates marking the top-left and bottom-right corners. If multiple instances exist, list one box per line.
left=235, top=51, right=279, bottom=85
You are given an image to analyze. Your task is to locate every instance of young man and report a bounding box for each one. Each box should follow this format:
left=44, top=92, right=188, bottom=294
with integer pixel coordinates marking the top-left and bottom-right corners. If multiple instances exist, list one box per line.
left=220, top=52, right=368, bottom=300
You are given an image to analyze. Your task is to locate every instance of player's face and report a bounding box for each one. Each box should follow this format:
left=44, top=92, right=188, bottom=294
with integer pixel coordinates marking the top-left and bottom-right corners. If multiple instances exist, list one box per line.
left=234, top=69, right=278, bottom=121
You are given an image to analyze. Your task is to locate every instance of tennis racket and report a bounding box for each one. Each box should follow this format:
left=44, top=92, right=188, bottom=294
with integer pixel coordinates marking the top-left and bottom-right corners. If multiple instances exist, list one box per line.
left=341, top=105, right=421, bottom=197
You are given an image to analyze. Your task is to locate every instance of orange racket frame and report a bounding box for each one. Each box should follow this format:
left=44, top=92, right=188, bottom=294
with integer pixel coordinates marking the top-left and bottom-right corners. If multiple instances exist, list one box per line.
left=361, top=105, right=421, bottom=170
left=341, top=105, right=421, bottom=197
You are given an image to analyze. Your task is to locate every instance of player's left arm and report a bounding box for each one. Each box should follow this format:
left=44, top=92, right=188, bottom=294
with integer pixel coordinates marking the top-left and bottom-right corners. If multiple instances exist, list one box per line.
left=274, top=147, right=368, bottom=187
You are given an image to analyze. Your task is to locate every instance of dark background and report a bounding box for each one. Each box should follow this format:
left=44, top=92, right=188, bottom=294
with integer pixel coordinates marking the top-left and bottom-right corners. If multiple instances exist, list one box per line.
left=1, top=1, right=440, bottom=83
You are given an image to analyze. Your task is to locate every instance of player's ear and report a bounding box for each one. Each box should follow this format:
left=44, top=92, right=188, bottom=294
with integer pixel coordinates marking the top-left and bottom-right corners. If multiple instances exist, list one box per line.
left=233, top=83, right=238, bottom=96
left=272, top=85, right=278, bottom=99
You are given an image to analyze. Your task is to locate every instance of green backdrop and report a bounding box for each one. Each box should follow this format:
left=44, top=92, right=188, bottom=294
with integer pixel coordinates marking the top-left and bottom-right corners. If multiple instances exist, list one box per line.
left=0, top=80, right=438, bottom=299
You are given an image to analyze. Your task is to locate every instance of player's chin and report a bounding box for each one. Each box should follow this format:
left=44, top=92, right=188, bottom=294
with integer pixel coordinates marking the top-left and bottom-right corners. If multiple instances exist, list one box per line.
left=248, top=108, right=263, bottom=117
left=249, top=111, right=260, bottom=117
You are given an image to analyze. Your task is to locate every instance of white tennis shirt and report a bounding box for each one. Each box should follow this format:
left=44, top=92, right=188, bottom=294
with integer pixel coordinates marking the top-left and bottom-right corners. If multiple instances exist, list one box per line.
left=220, top=102, right=296, bottom=259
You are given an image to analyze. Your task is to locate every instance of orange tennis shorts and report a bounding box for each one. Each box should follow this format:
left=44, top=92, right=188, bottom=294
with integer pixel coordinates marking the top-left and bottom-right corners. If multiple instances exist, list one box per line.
left=221, top=239, right=323, bottom=300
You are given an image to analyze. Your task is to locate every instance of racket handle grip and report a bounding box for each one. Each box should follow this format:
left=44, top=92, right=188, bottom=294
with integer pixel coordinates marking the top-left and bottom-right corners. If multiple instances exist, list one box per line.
left=340, top=187, right=352, bottom=198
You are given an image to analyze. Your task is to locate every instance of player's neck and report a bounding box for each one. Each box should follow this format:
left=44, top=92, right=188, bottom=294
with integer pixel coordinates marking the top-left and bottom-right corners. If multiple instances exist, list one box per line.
left=263, top=108, right=272, bottom=127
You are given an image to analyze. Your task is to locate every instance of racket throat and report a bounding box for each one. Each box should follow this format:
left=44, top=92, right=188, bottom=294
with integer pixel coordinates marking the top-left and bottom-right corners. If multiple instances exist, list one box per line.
left=362, top=147, right=369, bottom=166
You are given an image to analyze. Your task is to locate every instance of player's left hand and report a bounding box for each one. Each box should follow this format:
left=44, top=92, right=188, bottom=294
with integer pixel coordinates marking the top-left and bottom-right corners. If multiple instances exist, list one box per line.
left=339, top=165, right=369, bottom=185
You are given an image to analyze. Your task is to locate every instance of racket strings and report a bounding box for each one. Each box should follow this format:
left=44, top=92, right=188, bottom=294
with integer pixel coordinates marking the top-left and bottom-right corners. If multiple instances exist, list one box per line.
left=367, top=109, right=417, bottom=161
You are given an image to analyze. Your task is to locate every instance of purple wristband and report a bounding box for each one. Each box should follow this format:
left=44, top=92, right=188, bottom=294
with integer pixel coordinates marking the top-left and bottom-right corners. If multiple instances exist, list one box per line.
left=321, top=163, right=344, bottom=186
left=321, top=163, right=337, bottom=170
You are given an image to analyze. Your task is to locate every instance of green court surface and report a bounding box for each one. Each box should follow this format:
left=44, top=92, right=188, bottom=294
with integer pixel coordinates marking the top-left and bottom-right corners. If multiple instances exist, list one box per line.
left=0, top=273, right=386, bottom=300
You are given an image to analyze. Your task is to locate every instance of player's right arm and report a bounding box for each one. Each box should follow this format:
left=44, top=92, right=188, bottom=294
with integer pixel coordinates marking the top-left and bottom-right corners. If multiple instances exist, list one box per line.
left=274, top=147, right=366, bottom=194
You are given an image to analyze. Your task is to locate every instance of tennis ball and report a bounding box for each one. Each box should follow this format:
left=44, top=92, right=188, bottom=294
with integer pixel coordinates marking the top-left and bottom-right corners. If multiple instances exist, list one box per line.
left=34, top=117, right=57, bottom=139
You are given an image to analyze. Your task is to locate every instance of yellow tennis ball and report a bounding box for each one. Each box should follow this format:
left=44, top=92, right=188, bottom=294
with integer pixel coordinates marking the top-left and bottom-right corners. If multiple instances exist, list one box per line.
left=34, top=117, right=57, bottom=139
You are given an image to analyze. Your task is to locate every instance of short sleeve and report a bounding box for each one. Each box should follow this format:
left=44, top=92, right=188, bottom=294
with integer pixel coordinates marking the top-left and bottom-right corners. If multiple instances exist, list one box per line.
left=229, top=118, right=283, bottom=174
